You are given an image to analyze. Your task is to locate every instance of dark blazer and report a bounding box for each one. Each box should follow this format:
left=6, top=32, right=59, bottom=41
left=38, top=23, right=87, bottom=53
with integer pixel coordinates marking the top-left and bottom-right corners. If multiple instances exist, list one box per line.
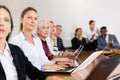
left=71, top=37, right=87, bottom=49
left=57, top=37, right=65, bottom=51
left=97, top=34, right=120, bottom=50
left=0, top=44, right=49, bottom=80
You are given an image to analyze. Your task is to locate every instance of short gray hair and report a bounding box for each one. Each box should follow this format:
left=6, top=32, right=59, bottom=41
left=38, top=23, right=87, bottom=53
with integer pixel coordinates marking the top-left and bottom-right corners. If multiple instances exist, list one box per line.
left=37, top=20, right=49, bottom=29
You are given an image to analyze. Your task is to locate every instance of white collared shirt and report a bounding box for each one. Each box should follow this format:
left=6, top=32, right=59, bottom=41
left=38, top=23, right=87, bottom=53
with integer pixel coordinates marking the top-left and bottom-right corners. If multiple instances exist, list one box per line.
left=105, top=34, right=109, bottom=44
left=9, top=32, right=54, bottom=70
left=46, top=36, right=59, bottom=56
left=0, top=42, right=18, bottom=80
left=85, top=27, right=100, bottom=42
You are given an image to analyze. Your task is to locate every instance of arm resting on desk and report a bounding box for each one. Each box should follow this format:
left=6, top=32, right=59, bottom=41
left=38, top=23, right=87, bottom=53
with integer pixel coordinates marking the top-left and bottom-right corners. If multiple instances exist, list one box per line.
left=103, top=49, right=120, bottom=55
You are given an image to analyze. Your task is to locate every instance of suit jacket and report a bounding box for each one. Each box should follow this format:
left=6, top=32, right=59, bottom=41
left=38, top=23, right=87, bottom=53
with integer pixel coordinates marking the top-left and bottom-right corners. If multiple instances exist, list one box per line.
left=71, top=37, right=87, bottom=49
left=0, top=44, right=49, bottom=80
left=97, top=34, right=120, bottom=50
left=57, top=37, right=65, bottom=51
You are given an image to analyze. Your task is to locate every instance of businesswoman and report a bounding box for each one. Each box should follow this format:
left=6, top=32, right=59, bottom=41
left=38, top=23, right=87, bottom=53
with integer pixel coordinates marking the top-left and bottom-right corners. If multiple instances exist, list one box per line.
left=10, top=7, right=64, bottom=71
left=37, top=21, right=74, bottom=67
left=71, top=28, right=88, bottom=49
left=37, top=21, right=69, bottom=60
left=0, top=5, right=63, bottom=80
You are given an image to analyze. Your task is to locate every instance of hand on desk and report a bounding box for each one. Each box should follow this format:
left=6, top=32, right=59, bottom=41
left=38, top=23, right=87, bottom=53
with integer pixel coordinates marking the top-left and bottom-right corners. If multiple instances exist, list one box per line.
left=57, top=61, right=75, bottom=68
left=52, top=57, right=70, bottom=62
left=62, top=52, right=75, bottom=58
left=111, top=49, right=120, bottom=54
left=103, top=49, right=120, bottom=55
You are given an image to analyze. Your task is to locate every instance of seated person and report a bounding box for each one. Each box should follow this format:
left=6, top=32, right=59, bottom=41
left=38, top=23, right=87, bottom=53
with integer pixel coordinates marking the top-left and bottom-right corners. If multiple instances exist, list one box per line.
left=46, top=21, right=59, bottom=55
left=84, top=20, right=100, bottom=50
left=10, top=7, right=65, bottom=71
left=55, top=25, right=65, bottom=51
left=71, top=27, right=88, bottom=50
left=37, top=20, right=74, bottom=67
left=0, top=5, right=63, bottom=80
left=46, top=22, right=75, bottom=57
left=97, top=26, right=120, bottom=50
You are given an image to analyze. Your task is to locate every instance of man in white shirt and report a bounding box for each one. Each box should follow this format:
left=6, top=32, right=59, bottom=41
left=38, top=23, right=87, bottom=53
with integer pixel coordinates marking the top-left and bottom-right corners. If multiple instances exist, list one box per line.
left=85, top=20, right=99, bottom=42
left=84, top=20, right=100, bottom=50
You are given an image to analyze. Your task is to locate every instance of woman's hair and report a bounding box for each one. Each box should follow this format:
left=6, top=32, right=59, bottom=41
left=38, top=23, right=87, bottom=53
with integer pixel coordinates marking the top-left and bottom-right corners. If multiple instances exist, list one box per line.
left=20, top=7, right=38, bottom=31
left=75, top=28, right=82, bottom=36
left=0, top=5, right=14, bottom=41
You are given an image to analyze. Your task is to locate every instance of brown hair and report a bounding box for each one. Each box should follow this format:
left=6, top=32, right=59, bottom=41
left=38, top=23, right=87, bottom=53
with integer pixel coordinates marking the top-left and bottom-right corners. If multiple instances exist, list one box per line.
left=0, top=5, right=14, bottom=41
left=56, top=25, right=62, bottom=28
left=20, top=7, right=38, bottom=31
left=49, top=21, right=54, bottom=23
left=89, top=20, right=95, bottom=25
left=75, top=28, right=82, bottom=36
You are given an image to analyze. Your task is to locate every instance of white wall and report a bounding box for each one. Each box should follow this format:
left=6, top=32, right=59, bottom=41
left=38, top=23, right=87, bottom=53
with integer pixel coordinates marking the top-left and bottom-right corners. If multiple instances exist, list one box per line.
left=0, top=0, right=120, bottom=47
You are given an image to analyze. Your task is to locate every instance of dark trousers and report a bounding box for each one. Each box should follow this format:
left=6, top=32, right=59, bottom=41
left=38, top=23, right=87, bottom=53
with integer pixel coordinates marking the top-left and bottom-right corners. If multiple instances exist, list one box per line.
left=84, top=40, right=98, bottom=50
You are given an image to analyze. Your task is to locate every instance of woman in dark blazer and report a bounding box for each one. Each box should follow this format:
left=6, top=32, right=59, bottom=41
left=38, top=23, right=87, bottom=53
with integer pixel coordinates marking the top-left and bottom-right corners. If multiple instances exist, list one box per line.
left=71, top=28, right=88, bottom=49
left=0, top=5, right=63, bottom=80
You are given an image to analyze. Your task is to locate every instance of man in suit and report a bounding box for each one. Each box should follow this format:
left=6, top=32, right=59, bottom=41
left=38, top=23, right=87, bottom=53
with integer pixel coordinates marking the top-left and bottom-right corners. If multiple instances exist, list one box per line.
left=55, top=25, right=65, bottom=51
left=97, top=26, right=120, bottom=50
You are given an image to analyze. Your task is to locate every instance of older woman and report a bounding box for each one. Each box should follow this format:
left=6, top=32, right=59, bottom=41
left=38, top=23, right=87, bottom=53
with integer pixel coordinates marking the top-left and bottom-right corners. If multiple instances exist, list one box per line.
left=37, top=20, right=74, bottom=67
left=0, top=5, right=63, bottom=80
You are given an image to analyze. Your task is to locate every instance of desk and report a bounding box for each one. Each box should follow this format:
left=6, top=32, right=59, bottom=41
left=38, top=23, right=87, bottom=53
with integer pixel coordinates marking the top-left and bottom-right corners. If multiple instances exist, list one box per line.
left=52, top=50, right=120, bottom=80
left=76, top=51, right=94, bottom=64
left=52, top=51, right=95, bottom=80
left=53, top=74, right=74, bottom=80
